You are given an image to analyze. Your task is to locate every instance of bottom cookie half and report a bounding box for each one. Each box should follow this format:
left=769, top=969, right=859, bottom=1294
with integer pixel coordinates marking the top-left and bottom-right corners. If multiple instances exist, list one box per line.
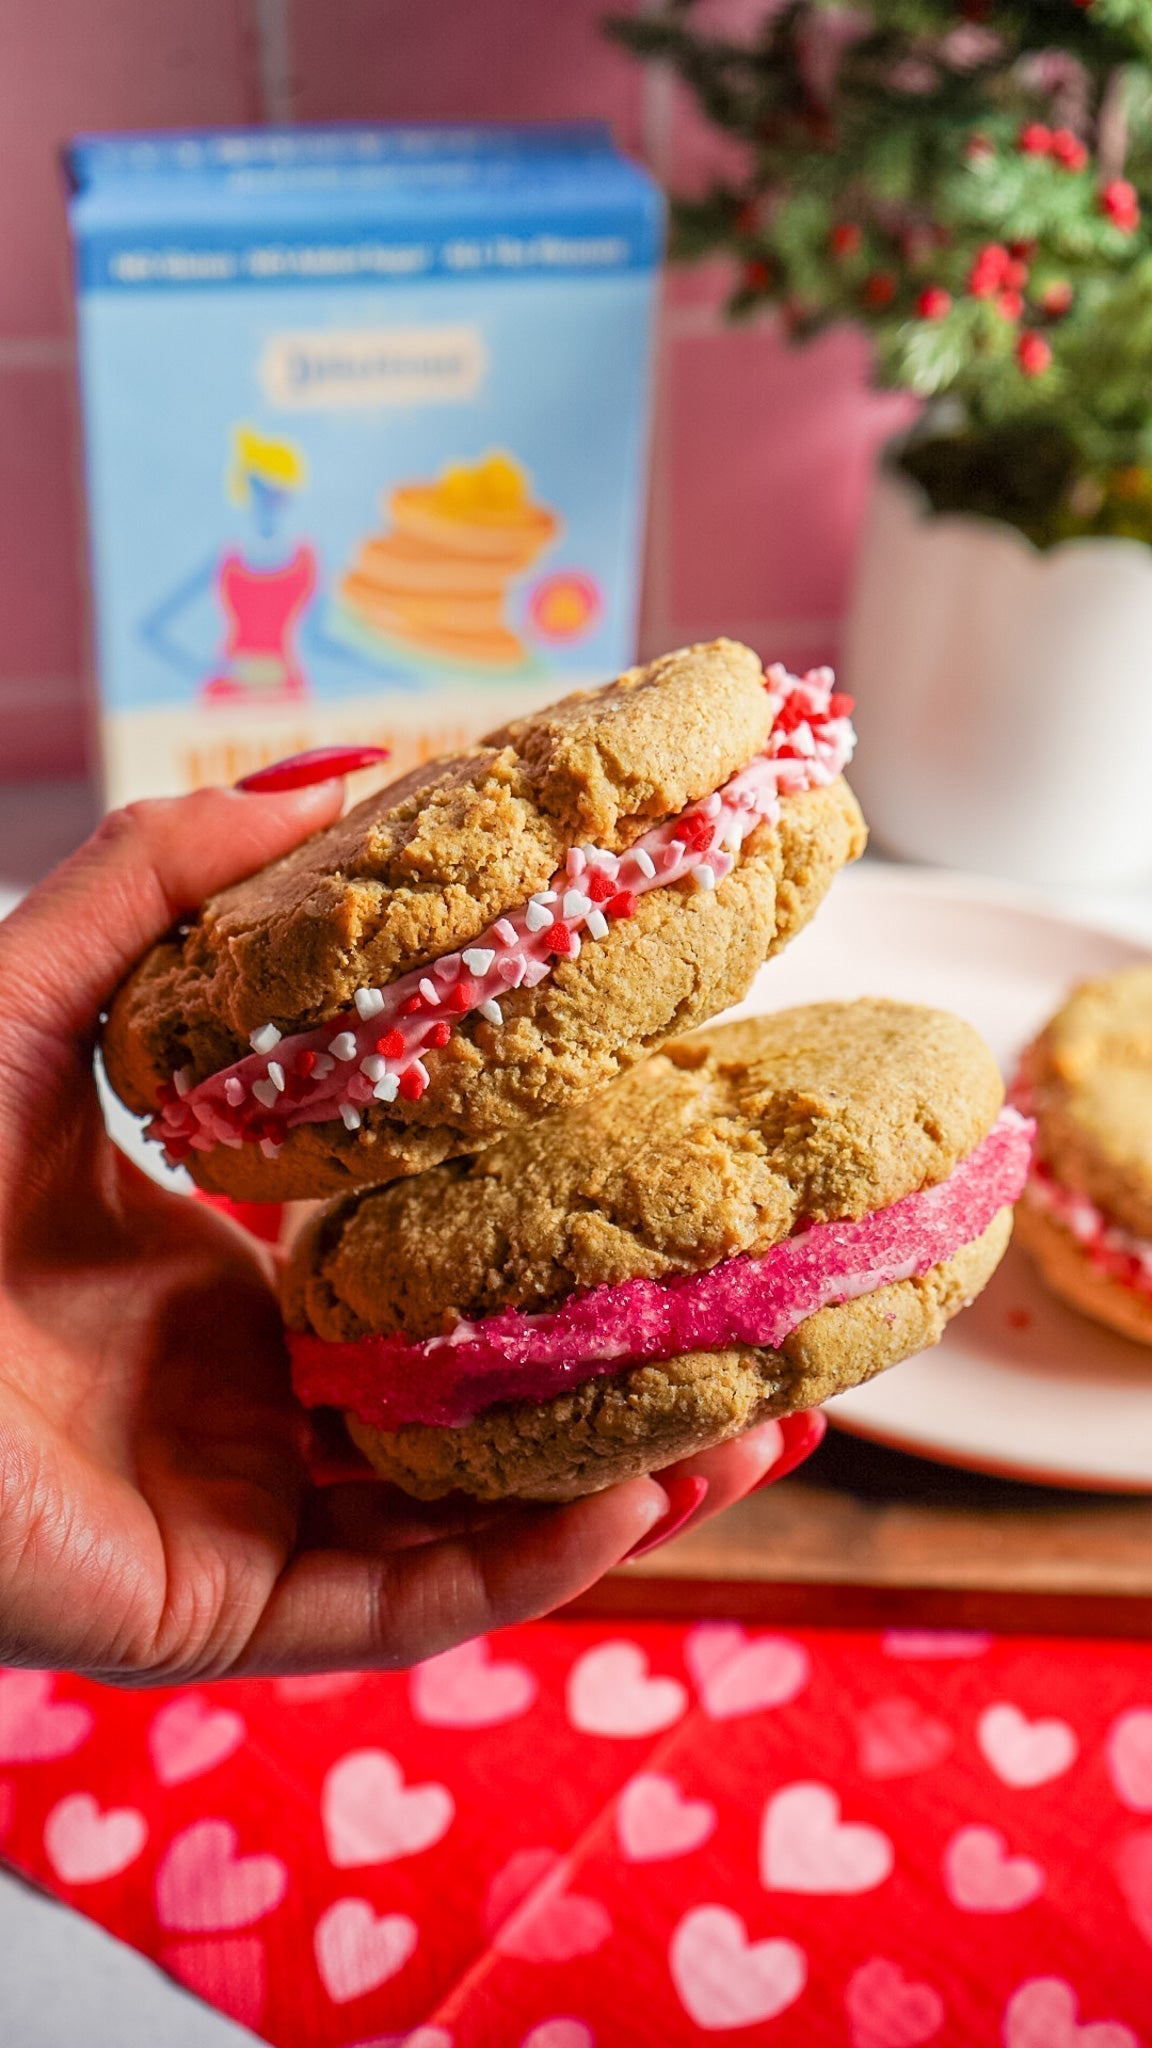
left=1015, top=1198, right=1152, bottom=1348
left=346, top=1208, right=1013, bottom=1501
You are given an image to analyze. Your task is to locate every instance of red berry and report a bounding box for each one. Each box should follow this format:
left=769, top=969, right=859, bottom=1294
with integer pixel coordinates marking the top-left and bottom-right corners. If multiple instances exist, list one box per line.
left=1102, top=178, right=1140, bottom=231
left=398, top=1066, right=427, bottom=1102
left=400, top=992, right=423, bottom=1014
left=424, top=1020, right=451, bottom=1049
left=830, top=222, right=862, bottom=257
left=1003, top=259, right=1029, bottom=289
left=545, top=920, right=575, bottom=957
left=1018, top=123, right=1052, bottom=156
left=1008, top=239, right=1038, bottom=261
left=1041, top=280, right=1074, bottom=317
left=1050, top=129, right=1088, bottom=172
left=862, top=271, right=897, bottom=308
left=743, top=258, right=772, bottom=293
left=917, top=286, right=952, bottom=320
left=828, top=691, right=855, bottom=719
left=608, top=890, right=637, bottom=920
left=1017, top=332, right=1052, bottom=376
left=586, top=867, right=615, bottom=902
left=376, top=1028, right=405, bottom=1059
left=447, top=978, right=476, bottom=1013
left=294, top=1049, right=317, bottom=1079
left=997, top=289, right=1024, bottom=321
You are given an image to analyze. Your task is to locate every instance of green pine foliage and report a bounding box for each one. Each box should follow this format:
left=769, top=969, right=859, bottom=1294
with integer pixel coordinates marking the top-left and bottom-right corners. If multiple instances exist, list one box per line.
left=608, top=0, right=1152, bottom=544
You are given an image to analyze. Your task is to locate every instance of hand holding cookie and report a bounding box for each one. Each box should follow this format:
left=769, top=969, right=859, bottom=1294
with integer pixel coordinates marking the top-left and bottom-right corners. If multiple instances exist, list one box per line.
left=0, top=775, right=799, bottom=1677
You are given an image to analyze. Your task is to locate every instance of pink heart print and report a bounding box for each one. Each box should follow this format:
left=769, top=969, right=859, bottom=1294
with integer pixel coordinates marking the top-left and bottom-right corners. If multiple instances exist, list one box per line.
left=410, top=1636, right=537, bottom=1728
left=882, top=1631, right=992, bottom=1660
left=520, top=2024, right=594, bottom=2048
left=977, top=1703, right=1078, bottom=1788
left=684, top=1622, right=810, bottom=1720
left=1002, top=1977, right=1139, bottom=2048
left=314, top=1896, right=418, bottom=2003
left=43, top=1793, right=147, bottom=1885
left=486, top=1851, right=613, bottom=1963
left=943, top=1826, right=1045, bottom=1913
left=162, top=1937, right=267, bottom=2031
left=761, top=1781, right=895, bottom=1894
left=845, top=1957, right=945, bottom=2048
left=1107, top=1708, right=1152, bottom=1812
left=0, top=1670, right=93, bottom=1765
left=857, top=1698, right=954, bottom=1780
left=566, top=1641, right=687, bottom=1738
left=670, top=1905, right=807, bottom=2029
left=322, top=1749, right=454, bottom=1867
left=1113, top=1828, right=1152, bottom=1946
left=148, top=1695, right=246, bottom=1786
left=616, top=1772, right=717, bottom=1862
left=155, top=1818, right=289, bottom=1932
left=271, top=1672, right=363, bottom=1702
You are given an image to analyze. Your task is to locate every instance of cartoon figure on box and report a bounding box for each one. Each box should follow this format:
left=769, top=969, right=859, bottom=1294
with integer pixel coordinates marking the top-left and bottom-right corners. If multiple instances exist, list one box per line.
left=141, top=425, right=318, bottom=704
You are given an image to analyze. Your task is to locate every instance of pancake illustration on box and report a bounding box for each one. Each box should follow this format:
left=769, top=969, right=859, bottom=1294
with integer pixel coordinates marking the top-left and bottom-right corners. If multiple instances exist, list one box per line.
left=335, top=450, right=561, bottom=674
left=101, top=640, right=865, bottom=1200
left=1015, top=963, right=1152, bottom=1344
left=284, top=1002, right=1032, bottom=1501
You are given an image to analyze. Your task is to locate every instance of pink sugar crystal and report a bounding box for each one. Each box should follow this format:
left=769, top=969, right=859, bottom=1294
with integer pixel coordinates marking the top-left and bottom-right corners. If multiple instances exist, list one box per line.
left=290, top=1108, right=1033, bottom=1430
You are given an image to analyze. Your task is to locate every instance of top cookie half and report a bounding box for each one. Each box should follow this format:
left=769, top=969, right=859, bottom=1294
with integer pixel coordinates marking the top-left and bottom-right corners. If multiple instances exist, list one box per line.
left=102, top=639, right=866, bottom=1200
left=1018, top=962, right=1152, bottom=1237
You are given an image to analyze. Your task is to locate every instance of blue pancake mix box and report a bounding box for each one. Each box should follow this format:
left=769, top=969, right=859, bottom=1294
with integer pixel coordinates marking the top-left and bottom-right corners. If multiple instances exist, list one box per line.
left=65, top=123, right=663, bottom=804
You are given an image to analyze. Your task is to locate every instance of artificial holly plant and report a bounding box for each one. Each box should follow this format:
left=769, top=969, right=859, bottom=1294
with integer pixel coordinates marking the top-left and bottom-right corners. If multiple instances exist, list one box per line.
left=608, top=0, right=1152, bottom=545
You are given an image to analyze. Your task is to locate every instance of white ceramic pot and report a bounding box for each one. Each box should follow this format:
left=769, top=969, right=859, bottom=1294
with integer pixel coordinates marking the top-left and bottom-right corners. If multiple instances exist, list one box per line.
left=843, top=464, right=1152, bottom=886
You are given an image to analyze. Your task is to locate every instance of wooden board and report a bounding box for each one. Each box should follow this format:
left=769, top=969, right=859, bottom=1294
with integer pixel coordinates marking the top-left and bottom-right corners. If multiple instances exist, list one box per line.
left=568, top=1429, right=1152, bottom=1639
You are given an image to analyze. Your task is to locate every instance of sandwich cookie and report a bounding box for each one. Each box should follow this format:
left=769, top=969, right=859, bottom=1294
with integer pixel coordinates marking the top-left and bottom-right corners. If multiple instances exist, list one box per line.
left=284, top=1002, right=1032, bottom=1501
left=103, top=640, right=864, bottom=1200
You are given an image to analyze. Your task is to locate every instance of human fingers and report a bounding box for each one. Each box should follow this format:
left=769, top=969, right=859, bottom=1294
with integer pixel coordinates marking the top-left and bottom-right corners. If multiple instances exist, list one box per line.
left=229, top=1475, right=672, bottom=1675
left=626, top=1410, right=828, bottom=1557
left=0, top=779, right=346, bottom=1052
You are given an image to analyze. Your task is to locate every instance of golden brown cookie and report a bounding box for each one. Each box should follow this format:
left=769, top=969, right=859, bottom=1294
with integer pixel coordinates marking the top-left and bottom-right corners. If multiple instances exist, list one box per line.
left=103, top=641, right=865, bottom=1200
left=1016, top=962, right=1152, bottom=1343
left=284, top=1002, right=1029, bottom=1501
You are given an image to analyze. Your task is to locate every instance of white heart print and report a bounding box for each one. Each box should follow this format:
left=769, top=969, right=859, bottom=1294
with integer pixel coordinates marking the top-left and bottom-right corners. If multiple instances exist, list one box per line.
left=566, top=1641, right=687, bottom=1738
left=670, top=1904, right=806, bottom=2030
left=761, top=1781, right=895, bottom=1894
left=322, top=1749, right=454, bottom=1867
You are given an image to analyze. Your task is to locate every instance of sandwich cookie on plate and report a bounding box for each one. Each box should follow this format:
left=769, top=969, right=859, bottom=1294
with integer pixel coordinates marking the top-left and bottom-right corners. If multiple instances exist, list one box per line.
left=284, top=1001, right=1033, bottom=1501
left=103, top=639, right=864, bottom=1200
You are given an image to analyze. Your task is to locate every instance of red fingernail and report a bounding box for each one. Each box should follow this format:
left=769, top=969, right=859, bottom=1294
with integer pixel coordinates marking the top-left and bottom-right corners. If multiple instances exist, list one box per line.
left=236, top=745, right=390, bottom=792
left=622, top=1475, right=708, bottom=1562
left=752, top=1409, right=827, bottom=1491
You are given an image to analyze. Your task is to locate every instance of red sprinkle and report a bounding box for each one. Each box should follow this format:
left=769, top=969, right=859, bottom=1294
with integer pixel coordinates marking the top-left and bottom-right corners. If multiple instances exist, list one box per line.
left=155, top=1082, right=177, bottom=1107
left=424, top=1020, right=451, bottom=1049
left=164, top=1137, right=192, bottom=1162
left=608, top=891, right=637, bottom=920
left=586, top=867, right=616, bottom=902
left=295, top=1049, right=317, bottom=1079
left=376, top=1029, right=405, bottom=1059
left=400, top=993, right=424, bottom=1014
left=398, top=1066, right=427, bottom=1102
left=773, top=695, right=808, bottom=733
left=447, top=978, right=476, bottom=1013
left=680, top=812, right=715, bottom=854
left=1006, top=1307, right=1032, bottom=1331
left=828, top=691, right=855, bottom=718
left=235, top=745, right=390, bottom=793
left=545, top=920, right=575, bottom=956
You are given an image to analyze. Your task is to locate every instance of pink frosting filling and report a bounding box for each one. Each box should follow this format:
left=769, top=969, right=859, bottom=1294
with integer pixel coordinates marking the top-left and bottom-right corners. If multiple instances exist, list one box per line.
left=290, top=1106, right=1034, bottom=1430
left=148, top=663, right=855, bottom=1165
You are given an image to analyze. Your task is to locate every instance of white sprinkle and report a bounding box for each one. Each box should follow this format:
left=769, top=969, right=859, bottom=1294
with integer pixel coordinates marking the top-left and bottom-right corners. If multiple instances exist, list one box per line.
left=218, top=1132, right=244, bottom=1150
left=252, top=1078, right=280, bottom=1109
left=479, top=998, right=502, bottom=1025
left=360, top=1054, right=388, bottom=1082
left=223, top=1077, right=246, bottom=1107
left=433, top=953, right=461, bottom=984
left=189, top=1132, right=214, bottom=1152
left=587, top=908, right=609, bottom=941
left=340, top=1104, right=362, bottom=1131
left=530, top=890, right=557, bottom=906
left=497, top=955, right=525, bottom=986
left=721, top=824, right=744, bottom=852
left=566, top=846, right=586, bottom=877
left=562, top=889, right=591, bottom=920
left=408, top=1059, right=430, bottom=1090
left=569, top=932, right=582, bottom=959
left=312, top=1053, right=335, bottom=1079
left=330, top=1031, right=358, bottom=1061
left=525, top=900, right=552, bottom=933
left=191, top=1100, right=217, bottom=1126
left=494, top=918, right=517, bottom=946
left=633, top=848, right=656, bottom=879
left=354, top=986, right=385, bottom=1020
left=419, top=978, right=439, bottom=1005
left=462, top=947, right=495, bottom=978
left=704, top=791, right=722, bottom=817
left=173, top=1065, right=194, bottom=1098
left=249, top=1023, right=281, bottom=1055
left=522, top=958, right=550, bottom=987
left=266, top=1060, right=285, bottom=1093
left=259, top=1138, right=282, bottom=1160
left=373, top=1072, right=399, bottom=1102
left=692, top=863, right=716, bottom=891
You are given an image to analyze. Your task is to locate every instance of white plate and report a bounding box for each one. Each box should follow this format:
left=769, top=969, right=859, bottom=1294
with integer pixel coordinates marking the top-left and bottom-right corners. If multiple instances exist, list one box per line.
left=727, top=865, right=1152, bottom=1491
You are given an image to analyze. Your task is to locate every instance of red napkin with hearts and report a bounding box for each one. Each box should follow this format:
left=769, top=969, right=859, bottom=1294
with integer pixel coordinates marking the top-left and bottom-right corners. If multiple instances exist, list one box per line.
left=1, top=1622, right=1150, bottom=2044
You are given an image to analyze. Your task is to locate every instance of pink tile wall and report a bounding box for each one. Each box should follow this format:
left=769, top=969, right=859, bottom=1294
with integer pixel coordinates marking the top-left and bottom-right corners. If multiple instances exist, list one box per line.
left=0, top=0, right=898, bottom=783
